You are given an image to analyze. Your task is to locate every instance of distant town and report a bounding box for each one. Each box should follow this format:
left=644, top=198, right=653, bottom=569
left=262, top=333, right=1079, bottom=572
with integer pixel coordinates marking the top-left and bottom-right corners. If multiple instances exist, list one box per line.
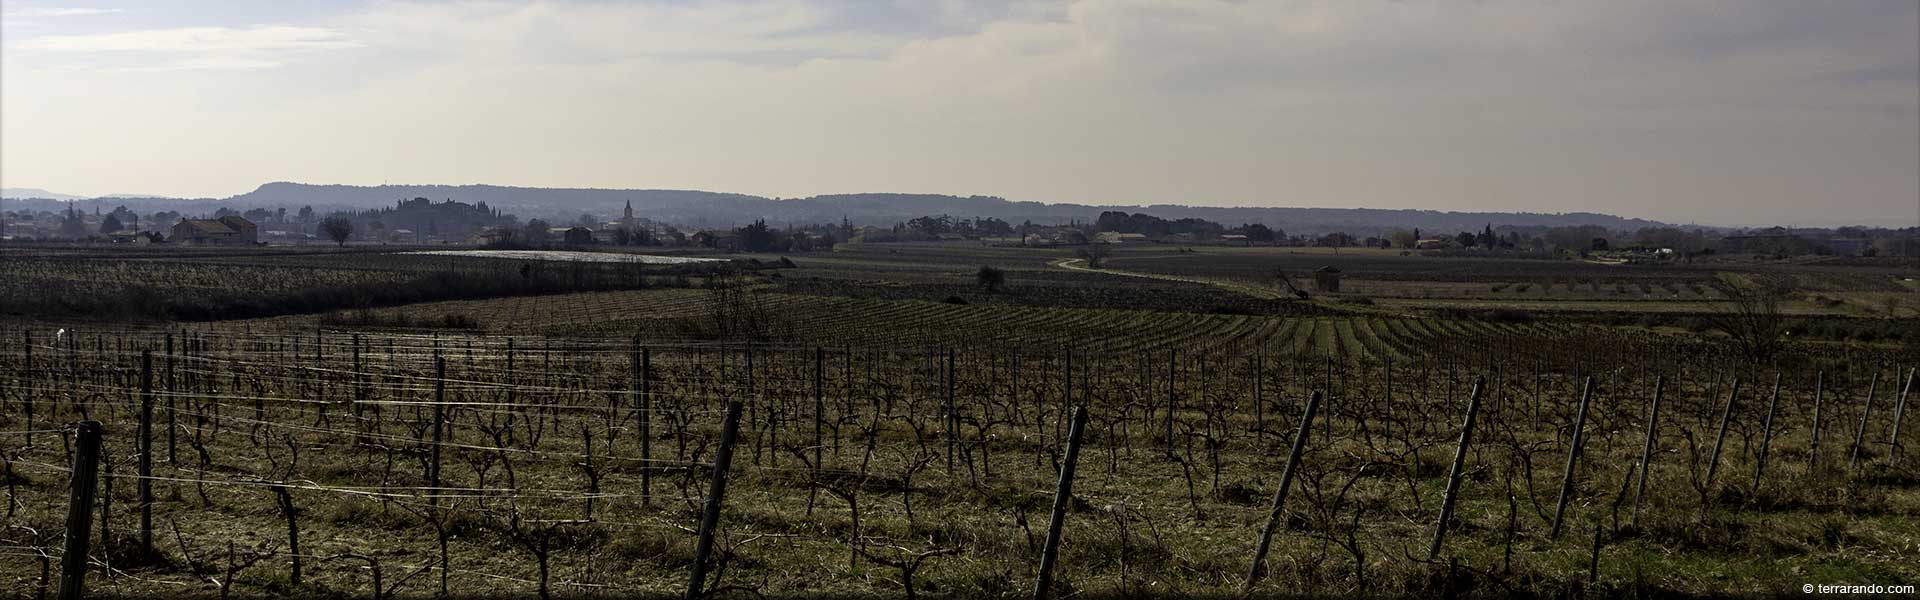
left=3, top=194, right=1917, bottom=260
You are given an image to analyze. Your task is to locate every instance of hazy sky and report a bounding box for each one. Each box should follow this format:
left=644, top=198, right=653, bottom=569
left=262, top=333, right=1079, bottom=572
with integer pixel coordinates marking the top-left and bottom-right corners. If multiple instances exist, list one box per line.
left=3, top=1, right=1916, bottom=226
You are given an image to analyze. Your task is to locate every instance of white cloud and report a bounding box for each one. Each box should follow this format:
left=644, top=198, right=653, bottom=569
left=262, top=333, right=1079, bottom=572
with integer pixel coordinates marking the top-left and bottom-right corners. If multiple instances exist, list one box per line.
left=1, top=6, right=123, bottom=18
left=11, top=23, right=362, bottom=71
left=342, top=1, right=916, bottom=67
left=119, top=56, right=286, bottom=72
left=19, top=25, right=360, bottom=53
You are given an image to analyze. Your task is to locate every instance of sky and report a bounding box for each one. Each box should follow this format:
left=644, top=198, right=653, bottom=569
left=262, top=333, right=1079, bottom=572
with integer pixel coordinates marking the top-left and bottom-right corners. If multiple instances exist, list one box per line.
left=2, top=1, right=1916, bottom=227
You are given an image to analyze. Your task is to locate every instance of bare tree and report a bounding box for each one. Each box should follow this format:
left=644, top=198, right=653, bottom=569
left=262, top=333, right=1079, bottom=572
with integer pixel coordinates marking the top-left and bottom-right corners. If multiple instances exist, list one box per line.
left=682, top=280, right=791, bottom=341
left=320, top=216, right=354, bottom=247
left=1705, top=275, right=1790, bottom=361
left=1077, top=243, right=1110, bottom=268
left=1272, top=268, right=1310, bottom=300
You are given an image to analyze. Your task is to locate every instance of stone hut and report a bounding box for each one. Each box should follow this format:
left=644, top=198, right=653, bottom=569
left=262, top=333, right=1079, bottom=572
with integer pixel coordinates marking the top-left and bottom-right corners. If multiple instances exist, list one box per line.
left=1313, top=266, right=1342, bottom=293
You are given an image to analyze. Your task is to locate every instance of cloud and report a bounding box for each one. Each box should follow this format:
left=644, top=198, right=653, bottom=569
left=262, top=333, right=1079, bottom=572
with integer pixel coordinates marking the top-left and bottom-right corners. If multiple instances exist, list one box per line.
left=12, top=23, right=362, bottom=71
left=1, top=6, right=124, bottom=18
left=119, top=57, right=286, bottom=72
left=341, top=1, right=921, bottom=67
left=1, top=0, right=1913, bottom=223
left=19, top=25, right=360, bottom=53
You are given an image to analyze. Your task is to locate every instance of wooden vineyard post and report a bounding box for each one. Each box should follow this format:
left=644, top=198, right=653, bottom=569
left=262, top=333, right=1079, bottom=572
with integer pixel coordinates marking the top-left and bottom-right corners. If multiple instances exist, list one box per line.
left=1033, top=405, right=1089, bottom=600
left=1325, top=355, right=1336, bottom=442
left=60, top=420, right=103, bottom=600
left=1252, top=351, right=1264, bottom=445
left=166, top=333, right=176, bottom=464
left=1890, top=368, right=1913, bottom=467
left=945, top=348, right=956, bottom=472
left=429, top=355, right=445, bottom=507
left=1532, top=359, right=1542, bottom=424
left=1061, top=349, right=1071, bottom=451
left=813, top=346, right=824, bottom=476
left=354, top=334, right=371, bottom=447
left=1384, top=356, right=1393, bottom=441
left=840, top=346, right=852, bottom=457
left=636, top=342, right=652, bottom=507
left=255, top=334, right=270, bottom=442
left=752, top=344, right=768, bottom=467
left=1550, top=377, right=1594, bottom=540
left=22, top=331, right=32, bottom=447
left=1165, top=349, right=1176, bottom=458
left=1849, top=369, right=1880, bottom=470
left=507, top=338, right=517, bottom=438
left=1809, top=372, right=1824, bottom=472
left=65, top=332, right=75, bottom=417
left=688, top=400, right=744, bottom=600
left=1632, top=376, right=1663, bottom=525
left=99, top=419, right=113, bottom=577
left=1245, top=391, right=1321, bottom=589
left=1428, top=377, right=1484, bottom=561
left=138, top=350, right=154, bottom=558
left=628, top=339, right=642, bottom=426
left=1704, top=378, right=1741, bottom=492
left=352, top=334, right=363, bottom=419
left=747, top=346, right=762, bottom=467
left=1754, top=373, right=1782, bottom=484
left=315, top=331, right=325, bottom=424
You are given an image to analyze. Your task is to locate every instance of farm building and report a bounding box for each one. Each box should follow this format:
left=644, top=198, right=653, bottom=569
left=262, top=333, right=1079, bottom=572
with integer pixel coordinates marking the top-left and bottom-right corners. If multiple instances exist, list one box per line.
left=1095, top=232, right=1148, bottom=244
left=170, top=216, right=257, bottom=245
left=1313, top=266, right=1342, bottom=293
left=105, top=230, right=150, bottom=244
left=470, top=227, right=514, bottom=245
left=563, top=227, right=595, bottom=245
left=1023, top=228, right=1085, bottom=247
left=692, top=230, right=741, bottom=251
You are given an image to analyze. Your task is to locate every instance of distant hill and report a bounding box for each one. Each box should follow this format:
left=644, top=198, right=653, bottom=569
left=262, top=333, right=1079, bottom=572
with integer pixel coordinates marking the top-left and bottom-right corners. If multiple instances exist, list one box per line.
left=227, top=182, right=1674, bottom=236
left=1, top=188, right=86, bottom=201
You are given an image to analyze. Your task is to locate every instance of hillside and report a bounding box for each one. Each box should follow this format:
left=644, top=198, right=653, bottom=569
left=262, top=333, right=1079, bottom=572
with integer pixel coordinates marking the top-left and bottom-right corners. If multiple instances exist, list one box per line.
left=227, top=182, right=1672, bottom=235
left=0, top=188, right=86, bottom=201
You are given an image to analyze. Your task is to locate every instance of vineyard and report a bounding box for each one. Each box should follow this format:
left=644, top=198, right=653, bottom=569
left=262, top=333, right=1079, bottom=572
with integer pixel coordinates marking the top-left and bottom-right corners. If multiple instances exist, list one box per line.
left=5, top=2, right=1917, bottom=598
left=2, top=326, right=1915, bottom=598
left=0, top=247, right=748, bottom=322
left=232, top=287, right=1607, bottom=358
left=1101, top=247, right=1920, bottom=317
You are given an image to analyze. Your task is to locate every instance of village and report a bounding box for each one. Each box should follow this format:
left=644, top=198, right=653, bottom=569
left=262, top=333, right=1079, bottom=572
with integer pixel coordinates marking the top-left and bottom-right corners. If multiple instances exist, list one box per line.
left=2, top=197, right=1915, bottom=261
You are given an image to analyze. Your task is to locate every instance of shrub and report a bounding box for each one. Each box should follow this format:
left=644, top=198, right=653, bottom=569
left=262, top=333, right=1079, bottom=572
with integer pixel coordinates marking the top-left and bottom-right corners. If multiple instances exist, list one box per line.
left=976, top=265, right=1007, bottom=292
